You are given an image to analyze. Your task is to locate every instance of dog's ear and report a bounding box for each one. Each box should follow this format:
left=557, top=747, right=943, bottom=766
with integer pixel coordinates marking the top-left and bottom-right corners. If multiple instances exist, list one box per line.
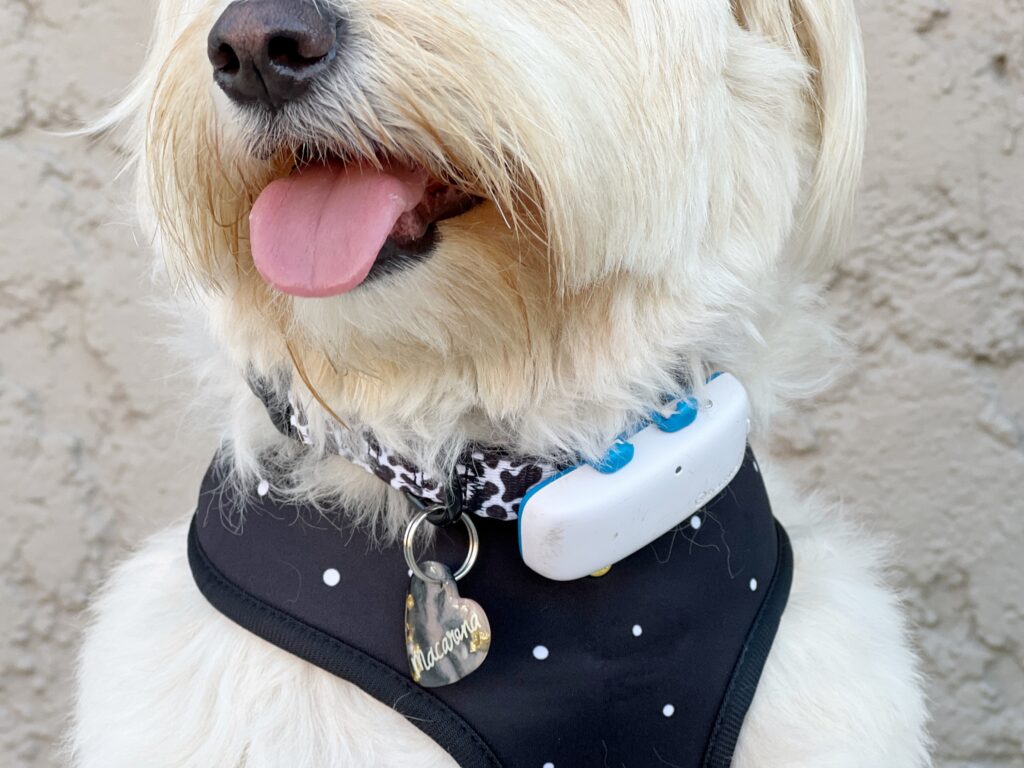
left=732, top=0, right=866, bottom=275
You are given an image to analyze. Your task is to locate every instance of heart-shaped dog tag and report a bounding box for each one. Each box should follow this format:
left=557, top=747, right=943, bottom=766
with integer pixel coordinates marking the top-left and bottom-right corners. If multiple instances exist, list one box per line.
left=405, top=561, right=491, bottom=687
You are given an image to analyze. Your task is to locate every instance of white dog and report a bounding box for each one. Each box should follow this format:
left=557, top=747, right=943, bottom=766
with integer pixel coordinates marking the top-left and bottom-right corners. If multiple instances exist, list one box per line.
left=72, top=0, right=931, bottom=765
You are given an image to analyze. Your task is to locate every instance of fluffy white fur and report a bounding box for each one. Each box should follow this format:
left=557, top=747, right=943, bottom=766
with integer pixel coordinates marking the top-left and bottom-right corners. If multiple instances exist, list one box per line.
left=73, top=0, right=931, bottom=764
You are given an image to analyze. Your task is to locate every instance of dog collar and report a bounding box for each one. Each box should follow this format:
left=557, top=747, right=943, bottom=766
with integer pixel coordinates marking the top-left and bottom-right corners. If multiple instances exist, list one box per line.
left=247, top=372, right=565, bottom=522
left=249, top=369, right=754, bottom=584
left=247, top=371, right=746, bottom=535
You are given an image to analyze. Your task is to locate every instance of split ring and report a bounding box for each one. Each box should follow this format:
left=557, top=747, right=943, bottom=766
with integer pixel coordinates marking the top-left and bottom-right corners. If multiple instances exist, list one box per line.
left=403, top=510, right=479, bottom=583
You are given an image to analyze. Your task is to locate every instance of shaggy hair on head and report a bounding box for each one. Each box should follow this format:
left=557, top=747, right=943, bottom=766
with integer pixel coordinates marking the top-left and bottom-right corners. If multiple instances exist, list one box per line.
left=98, top=0, right=863, bottom=537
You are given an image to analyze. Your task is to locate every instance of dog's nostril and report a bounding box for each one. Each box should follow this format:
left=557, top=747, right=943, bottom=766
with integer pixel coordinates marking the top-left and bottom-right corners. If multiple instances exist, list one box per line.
left=211, top=43, right=241, bottom=75
left=207, top=0, right=342, bottom=110
left=267, top=35, right=328, bottom=70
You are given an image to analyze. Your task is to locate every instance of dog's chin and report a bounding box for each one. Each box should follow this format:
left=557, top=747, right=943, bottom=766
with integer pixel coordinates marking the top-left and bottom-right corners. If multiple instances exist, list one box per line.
left=249, top=150, right=484, bottom=298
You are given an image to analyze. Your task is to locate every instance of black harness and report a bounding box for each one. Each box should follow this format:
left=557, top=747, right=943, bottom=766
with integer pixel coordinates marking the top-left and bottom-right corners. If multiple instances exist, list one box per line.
left=187, top=377, right=792, bottom=766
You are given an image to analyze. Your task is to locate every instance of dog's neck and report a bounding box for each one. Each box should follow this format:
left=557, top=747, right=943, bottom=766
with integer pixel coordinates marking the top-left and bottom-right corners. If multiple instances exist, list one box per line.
left=215, top=276, right=752, bottom=462
left=205, top=261, right=830, bottom=538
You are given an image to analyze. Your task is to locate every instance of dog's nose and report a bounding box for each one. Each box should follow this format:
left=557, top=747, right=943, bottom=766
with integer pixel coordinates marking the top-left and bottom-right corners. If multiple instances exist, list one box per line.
left=208, top=0, right=342, bottom=109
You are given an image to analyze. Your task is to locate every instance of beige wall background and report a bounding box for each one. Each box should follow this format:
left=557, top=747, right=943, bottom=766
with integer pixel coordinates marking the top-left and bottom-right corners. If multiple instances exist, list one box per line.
left=1, top=0, right=1021, bottom=766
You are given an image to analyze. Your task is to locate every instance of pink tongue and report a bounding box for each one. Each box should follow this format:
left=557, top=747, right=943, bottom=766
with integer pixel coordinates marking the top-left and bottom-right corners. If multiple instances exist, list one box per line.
left=249, top=163, right=428, bottom=297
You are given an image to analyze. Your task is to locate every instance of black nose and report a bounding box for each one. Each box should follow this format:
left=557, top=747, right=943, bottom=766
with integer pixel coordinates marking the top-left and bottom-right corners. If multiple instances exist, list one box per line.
left=208, top=0, right=342, bottom=110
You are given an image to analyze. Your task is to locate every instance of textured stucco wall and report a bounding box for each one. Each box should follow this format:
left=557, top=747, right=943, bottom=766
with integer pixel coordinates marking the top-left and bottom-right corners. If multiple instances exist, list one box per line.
left=1, top=1, right=1021, bottom=766
left=771, top=3, right=1024, bottom=765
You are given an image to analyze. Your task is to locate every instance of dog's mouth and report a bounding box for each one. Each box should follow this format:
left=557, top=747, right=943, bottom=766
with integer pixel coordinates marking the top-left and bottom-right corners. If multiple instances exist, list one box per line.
left=249, top=153, right=482, bottom=297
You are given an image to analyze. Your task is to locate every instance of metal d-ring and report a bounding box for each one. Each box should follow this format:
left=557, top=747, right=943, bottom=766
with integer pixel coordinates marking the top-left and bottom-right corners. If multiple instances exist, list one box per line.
left=403, top=510, right=479, bottom=584
left=407, top=473, right=464, bottom=527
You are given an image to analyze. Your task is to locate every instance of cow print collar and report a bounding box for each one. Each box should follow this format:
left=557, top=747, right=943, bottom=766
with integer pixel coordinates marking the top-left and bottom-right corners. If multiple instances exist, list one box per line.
left=247, top=373, right=565, bottom=522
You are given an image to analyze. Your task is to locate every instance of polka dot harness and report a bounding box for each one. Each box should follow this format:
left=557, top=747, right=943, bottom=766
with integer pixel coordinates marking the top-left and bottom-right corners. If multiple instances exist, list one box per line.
left=187, top=377, right=793, bottom=767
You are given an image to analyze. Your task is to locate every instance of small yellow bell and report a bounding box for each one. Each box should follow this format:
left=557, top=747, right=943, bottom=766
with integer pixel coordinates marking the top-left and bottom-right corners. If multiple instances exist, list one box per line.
left=589, top=565, right=613, bottom=578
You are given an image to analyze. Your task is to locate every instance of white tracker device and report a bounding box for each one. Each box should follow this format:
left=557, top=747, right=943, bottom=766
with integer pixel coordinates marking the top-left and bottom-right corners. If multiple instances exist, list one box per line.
left=518, top=373, right=750, bottom=581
